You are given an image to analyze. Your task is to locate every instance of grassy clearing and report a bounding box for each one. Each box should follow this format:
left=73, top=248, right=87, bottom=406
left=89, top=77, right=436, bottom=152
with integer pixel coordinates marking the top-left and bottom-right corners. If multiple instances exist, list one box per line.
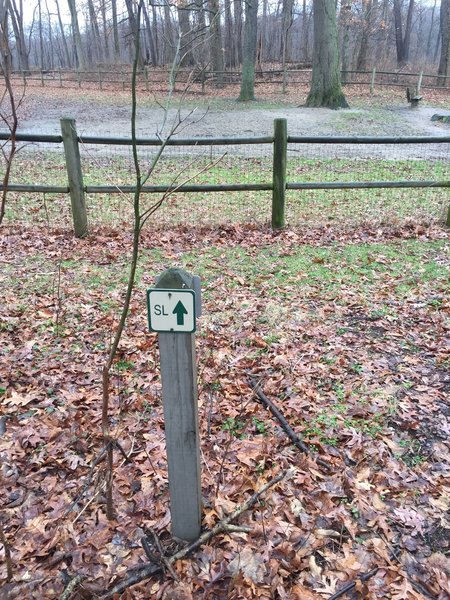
left=5, top=150, right=449, bottom=228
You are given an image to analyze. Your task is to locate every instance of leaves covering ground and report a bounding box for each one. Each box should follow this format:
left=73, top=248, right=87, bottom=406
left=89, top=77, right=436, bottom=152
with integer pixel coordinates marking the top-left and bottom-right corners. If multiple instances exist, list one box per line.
left=0, top=219, right=449, bottom=599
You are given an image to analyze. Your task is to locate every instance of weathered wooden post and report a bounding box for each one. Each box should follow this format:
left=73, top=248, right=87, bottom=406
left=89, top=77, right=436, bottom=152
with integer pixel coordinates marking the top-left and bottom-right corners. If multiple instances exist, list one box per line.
left=147, top=269, right=202, bottom=541
left=370, top=68, right=376, bottom=96
left=60, top=118, right=88, bottom=238
left=417, top=70, right=423, bottom=96
left=272, top=118, right=287, bottom=230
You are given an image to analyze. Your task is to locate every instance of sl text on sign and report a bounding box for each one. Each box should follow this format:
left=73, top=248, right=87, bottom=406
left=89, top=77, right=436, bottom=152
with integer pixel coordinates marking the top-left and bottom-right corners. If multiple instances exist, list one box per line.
left=147, top=289, right=196, bottom=333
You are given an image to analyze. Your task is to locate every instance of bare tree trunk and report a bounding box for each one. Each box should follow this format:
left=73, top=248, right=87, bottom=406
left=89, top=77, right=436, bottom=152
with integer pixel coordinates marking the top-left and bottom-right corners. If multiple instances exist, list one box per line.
left=88, top=0, right=103, bottom=63
left=177, top=0, right=194, bottom=65
left=55, top=0, right=71, bottom=67
left=306, top=0, right=348, bottom=108
left=393, top=0, right=415, bottom=67
left=0, top=0, right=19, bottom=226
left=234, top=0, right=243, bottom=65
left=38, top=0, right=45, bottom=68
left=281, top=0, right=294, bottom=63
left=301, top=0, right=310, bottom=61
left=143, top=3, right=157, bottom=65
left=67, top=0, right=86, bottom=69
left=209, top=0, right=224, bottom=84
left=438, top=0, right=450, bottom=83
left=238, top=0, right=258, bottom=100
left=426, top=0, right=437, bottom=60
left=111, top=0, right=120, bottom=61
left=47, top=0, right=54, bottom=68
left=100, top=0, right=109, bottom=62
left=9, top=0, right=29, bottom=71
left=125, top=0, right=144, bottom=68
left=163, top=3, right=175, bottom=64
left=151, top=4, right=160, bottom=65
left=340, top=0, right=352, bottom=82
left=356, top=0, right=373, bottom=70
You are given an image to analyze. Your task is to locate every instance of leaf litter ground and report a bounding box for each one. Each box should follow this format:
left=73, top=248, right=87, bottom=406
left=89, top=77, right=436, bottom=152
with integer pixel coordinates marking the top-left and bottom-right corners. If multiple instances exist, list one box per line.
left=0, top=221, right=449, bottom=599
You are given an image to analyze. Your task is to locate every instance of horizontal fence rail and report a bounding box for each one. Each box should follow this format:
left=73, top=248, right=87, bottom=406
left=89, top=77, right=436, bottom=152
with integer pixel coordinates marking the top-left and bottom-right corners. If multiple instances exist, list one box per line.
left=0, top=120, right=449, bottom=234
left=7, top=67, right=450, bottom=93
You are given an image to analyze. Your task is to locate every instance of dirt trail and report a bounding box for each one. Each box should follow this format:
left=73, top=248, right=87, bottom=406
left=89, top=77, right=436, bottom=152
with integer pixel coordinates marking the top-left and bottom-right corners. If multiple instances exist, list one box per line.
left=4, top=90, right=450, bottom=160
left=12, top=88, right=450, bottom=139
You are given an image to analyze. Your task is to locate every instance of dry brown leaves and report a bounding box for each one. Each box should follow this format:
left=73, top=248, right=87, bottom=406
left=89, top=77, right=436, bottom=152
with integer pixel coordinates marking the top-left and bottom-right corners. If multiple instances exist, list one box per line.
left=0, top=221, right=449, bottom=599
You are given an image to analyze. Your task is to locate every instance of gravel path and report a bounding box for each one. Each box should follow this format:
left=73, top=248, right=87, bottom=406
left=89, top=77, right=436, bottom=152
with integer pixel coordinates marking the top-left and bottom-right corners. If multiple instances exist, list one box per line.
left=7, top=91, right=450, bottom=160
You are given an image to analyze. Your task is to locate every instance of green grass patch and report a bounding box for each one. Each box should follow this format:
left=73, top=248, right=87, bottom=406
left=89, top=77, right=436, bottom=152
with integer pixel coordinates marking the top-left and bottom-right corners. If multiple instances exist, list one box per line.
left=5, top=150, right=448, bottom=228
left=179, top=239, right=449, bottom=302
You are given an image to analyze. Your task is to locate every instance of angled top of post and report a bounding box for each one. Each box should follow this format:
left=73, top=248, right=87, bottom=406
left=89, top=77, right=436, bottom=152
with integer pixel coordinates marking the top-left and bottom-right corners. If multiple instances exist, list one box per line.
left=155, top=269, right=202, bottom=316
left=156, top=268, right=195, bottom=290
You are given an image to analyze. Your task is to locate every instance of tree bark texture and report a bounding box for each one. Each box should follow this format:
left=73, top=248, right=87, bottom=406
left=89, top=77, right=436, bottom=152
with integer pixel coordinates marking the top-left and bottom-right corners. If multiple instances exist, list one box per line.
left=209, top=0, right=224, bottom=85
left=67, top=0, right=85, bottom=69
left=306, top=0, right=348, bottom=108
left=238, top=0, right=258, bottom=101
left=438, top=0, right=450, bottom=82
left=393, top=0, right=415, bottom=66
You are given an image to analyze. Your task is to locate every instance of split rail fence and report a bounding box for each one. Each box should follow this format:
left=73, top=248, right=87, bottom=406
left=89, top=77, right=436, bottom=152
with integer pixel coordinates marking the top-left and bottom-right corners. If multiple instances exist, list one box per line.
left=1, top=118, right=449, bottom=236
left=8, top=67, right=450, bottom=94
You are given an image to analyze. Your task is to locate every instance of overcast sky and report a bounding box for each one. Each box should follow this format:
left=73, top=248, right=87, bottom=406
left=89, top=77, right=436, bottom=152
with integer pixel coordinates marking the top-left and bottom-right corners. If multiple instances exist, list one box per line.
left=23, top=1, right=71, bottom=25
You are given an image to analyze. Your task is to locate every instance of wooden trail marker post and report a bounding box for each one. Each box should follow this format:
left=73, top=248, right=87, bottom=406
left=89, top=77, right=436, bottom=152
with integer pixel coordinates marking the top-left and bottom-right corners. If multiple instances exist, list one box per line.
left=147, top=269, right=202, bottom=542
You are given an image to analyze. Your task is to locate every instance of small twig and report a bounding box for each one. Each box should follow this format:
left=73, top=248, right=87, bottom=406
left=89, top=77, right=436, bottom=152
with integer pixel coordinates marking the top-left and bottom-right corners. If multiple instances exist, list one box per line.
left=72, top=478, right=105, bottom=525
left=248, top=377, right=333, bottom=471
left=328, top=567, right=379, bottom=600
left=60, top=574, right=85, bottom=600
left=64, top=447, right=108, bottom=516
left=141, top=536, right=162, bottom=564
left=222, top=524, right=252, bottom=533
left=0, top=520, right=13, bottom=581
left=409, top=577, right=439, bottom=600
left=101, top=469, right=290, bottom=598
left=148, top=527, right=180, bottom=581
left=113, top=439, right=132, bottom=463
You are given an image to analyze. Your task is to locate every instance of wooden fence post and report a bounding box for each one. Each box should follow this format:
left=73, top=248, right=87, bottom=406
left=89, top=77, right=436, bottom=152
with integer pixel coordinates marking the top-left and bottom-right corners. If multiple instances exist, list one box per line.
left=272, top=118, right=287, bottom=229
left=417, top=70, right=423, bottom=95
left=370, top=68, right=376, bottom=95
left=60, top=118, right=88, bottom=238
left=149, top=268, right=202, bottom=542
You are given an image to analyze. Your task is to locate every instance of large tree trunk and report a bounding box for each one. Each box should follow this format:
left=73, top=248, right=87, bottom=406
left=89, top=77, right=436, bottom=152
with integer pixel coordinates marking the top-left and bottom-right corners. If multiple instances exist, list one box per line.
left=438, top=0, right=450, bottom=84
left=301, top=0, right=310, bottom=61
left=0, top=0, right=12, bottom=75
left=224, top=0, right=233, bottom=67
left=177, top=0, right=194, bottom=66
left=238, top=0, right=258, bottom=100
left=280, top=0, right=294, bottom=63
left=393, top=0, right=414, bottom=67
left=55, top=0, right=71, bottom=67
left=306, top=0, right=348, bottom=108
left=209, top=0, right=224, bottom=85
left=9, top=0, right=29, bottom=71
left=111, top=0, right=120, bottom=61
left=340, top=0, right=352, bottom=83
left=142, top=3, right=157, bottom=66
left=87, top=0, right=103, bottom=63
left=125, top=0, right=144, bottom=68
left=163, top=3, right=175, bottom=64
left=67, top=0, right=86, bottom=69
left=356, top=0, right=373, bottom=70
left=234, top=0, right=243, bottom=65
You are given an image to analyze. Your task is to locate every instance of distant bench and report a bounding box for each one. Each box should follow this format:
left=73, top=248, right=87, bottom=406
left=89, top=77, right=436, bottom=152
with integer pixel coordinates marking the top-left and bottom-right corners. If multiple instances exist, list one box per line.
left=406, top=87, right=422, bottom=108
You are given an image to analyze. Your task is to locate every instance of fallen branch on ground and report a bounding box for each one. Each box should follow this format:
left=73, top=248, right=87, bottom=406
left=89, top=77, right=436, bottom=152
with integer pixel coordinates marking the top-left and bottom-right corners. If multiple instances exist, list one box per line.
left=100, top=469, right=291, bottom=598
left=248, top=377, right=333, bottom=471
left=328, top=567, right=379, bottom=600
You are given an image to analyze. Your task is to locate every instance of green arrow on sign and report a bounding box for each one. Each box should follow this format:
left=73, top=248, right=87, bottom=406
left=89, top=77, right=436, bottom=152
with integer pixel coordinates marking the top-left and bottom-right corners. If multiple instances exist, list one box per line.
left=173, top=300, right=188, bottom=325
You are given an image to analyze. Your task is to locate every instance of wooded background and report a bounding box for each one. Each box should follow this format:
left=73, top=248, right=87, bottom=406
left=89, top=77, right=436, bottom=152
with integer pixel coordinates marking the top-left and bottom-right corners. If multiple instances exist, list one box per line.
left=1, top=0, right=449, bottom=83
